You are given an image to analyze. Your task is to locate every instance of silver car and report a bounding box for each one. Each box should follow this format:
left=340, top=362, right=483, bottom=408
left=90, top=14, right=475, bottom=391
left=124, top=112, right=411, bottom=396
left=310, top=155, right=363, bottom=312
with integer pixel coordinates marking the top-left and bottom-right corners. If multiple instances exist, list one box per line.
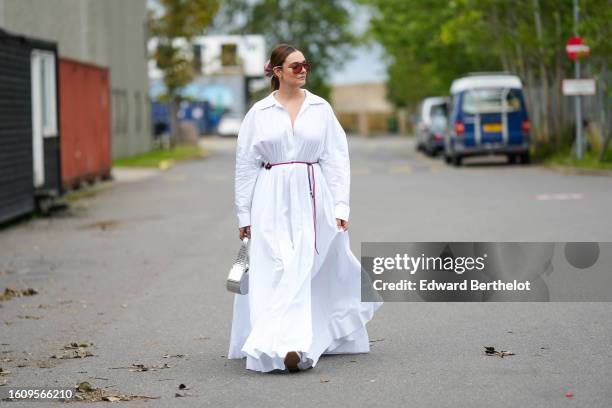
left=414, top=97, right=449, bottom=157
left=217, top=113, right=243, bottom=137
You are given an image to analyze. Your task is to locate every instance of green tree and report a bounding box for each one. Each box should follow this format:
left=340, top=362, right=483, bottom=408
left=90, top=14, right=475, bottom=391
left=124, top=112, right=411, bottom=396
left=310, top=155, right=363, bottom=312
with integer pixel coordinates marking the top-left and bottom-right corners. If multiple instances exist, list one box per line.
left=148, top=0, right=220, bottom=146
left=216, top=0, right=359, bottom=100
left=360, top=0, right=501, bottom=106
left=360, top=0, right=610, bottom=158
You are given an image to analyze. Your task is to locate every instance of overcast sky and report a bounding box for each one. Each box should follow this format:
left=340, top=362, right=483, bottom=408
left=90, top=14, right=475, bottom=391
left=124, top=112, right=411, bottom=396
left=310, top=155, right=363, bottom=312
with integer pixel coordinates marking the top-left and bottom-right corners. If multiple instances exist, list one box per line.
left=328, top=2, right=388, bottom=85
left=329, top=40, right=388, bottom=85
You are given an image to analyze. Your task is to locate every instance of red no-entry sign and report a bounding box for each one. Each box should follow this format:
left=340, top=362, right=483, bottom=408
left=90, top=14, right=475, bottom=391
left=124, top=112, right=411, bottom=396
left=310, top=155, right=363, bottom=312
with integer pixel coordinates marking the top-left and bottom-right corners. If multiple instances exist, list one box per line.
left=566, top=37, right=590, bottom=60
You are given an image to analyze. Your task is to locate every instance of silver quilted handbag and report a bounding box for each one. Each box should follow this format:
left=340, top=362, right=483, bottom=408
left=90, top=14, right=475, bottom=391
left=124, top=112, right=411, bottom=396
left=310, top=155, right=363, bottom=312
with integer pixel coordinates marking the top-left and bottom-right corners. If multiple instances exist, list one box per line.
left=226, top=236, right=249, bottom=295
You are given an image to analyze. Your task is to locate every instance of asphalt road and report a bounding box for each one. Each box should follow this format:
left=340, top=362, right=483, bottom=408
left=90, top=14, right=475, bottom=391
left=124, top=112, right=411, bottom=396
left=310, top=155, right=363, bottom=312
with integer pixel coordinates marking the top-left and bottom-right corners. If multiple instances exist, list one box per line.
left=0, top=135, right=610, bottom=407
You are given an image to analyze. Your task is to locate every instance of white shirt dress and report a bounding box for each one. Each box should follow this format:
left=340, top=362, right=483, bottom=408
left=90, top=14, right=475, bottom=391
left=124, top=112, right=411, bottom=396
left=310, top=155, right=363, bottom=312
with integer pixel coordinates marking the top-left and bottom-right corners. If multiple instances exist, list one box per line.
left=228, top=88, right=383, bottom=372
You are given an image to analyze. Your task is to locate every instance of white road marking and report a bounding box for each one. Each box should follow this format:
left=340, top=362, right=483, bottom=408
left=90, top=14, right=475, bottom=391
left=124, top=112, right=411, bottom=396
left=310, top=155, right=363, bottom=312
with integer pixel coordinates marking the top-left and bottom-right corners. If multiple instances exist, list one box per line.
left=389, top=165, right=412, bottom=174
left=534, top=193, right=584, bottom=201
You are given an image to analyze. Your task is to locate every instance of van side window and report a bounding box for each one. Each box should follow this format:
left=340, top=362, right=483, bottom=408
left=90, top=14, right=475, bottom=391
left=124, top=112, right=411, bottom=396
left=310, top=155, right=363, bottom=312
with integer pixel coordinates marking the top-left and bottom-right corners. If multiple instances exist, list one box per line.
left=462, top=88, right=523, bottom=114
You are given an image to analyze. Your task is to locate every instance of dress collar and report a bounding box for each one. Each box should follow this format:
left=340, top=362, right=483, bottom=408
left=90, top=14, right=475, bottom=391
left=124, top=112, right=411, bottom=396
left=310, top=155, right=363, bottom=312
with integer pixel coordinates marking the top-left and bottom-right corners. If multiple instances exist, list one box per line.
left=257, top=88, right=325, bottom=110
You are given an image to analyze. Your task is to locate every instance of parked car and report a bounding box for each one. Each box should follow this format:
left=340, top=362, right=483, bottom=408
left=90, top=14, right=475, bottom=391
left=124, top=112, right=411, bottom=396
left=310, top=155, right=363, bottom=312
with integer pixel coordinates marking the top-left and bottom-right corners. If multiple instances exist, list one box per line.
left=444, top=73, right=531, bottom=166
left=414, top=96, right=449, bottom=156
left=217, top=113, right=243, bottom=137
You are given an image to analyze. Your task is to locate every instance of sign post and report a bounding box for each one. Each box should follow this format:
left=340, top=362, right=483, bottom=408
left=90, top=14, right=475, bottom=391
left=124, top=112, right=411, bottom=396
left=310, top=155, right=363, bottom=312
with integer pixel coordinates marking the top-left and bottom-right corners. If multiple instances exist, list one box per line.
left=566, top=0, right=590, bottom=160
left=562, top=79, right=596, bottom=96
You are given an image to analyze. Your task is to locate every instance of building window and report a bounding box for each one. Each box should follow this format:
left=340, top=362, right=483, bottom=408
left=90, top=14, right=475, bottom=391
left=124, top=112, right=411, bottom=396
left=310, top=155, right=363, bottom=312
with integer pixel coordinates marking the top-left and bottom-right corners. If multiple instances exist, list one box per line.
left=31, top=50, right=57, bottom=137
left=112, top=90, right=120, bottom=133
left=134, top=91, right=142, bottom=133
left=221, top=43, right=238, bottom=66
left=112, top=89, right=129, bottom=134
left=192, top=43, right=202, bottom=73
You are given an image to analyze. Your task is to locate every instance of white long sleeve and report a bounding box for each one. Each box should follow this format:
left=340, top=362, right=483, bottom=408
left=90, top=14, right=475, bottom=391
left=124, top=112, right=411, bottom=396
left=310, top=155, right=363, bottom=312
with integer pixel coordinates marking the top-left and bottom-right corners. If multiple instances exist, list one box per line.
left=319, top=104, right=350, bottom=221
left=234, top=109, right=261, bottom=228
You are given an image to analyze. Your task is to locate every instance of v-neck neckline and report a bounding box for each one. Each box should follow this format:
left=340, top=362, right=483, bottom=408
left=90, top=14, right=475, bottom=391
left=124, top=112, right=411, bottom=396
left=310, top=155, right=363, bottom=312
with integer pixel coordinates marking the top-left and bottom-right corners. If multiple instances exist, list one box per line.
left=273, top=89, right=307, bottom=130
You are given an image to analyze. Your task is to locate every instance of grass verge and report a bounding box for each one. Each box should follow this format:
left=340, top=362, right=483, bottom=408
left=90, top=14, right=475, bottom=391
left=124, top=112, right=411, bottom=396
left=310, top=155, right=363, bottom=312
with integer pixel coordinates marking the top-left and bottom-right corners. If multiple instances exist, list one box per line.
left=543, top=148, right=612, bottom=171
left=112, top=144, right=209, bottom=168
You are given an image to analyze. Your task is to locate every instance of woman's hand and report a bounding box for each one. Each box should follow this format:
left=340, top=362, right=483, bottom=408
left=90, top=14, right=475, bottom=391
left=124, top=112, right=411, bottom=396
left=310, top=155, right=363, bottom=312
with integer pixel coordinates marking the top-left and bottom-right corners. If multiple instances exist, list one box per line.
left=239, top=226, right=251, bottom=240
left=336, top=218, right=348, bottom=231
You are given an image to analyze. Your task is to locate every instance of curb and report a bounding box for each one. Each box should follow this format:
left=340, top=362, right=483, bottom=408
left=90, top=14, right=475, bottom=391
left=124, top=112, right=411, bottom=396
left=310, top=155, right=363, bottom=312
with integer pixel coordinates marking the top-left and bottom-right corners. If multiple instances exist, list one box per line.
left=110, top=167, right=162, bottom=183
left=545, top=164, right=612, bottom=177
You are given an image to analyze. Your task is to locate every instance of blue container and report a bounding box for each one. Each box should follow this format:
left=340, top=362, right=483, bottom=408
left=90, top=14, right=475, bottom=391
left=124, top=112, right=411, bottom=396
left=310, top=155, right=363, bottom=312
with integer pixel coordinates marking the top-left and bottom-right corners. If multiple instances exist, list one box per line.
left=152, top=100, right=216, bottom=135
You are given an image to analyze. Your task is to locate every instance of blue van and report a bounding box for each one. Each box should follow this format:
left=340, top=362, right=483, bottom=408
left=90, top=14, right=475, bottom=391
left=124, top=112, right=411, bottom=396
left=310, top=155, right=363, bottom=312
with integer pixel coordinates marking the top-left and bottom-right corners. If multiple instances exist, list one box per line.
left=444, top=74, right=531, bottom=166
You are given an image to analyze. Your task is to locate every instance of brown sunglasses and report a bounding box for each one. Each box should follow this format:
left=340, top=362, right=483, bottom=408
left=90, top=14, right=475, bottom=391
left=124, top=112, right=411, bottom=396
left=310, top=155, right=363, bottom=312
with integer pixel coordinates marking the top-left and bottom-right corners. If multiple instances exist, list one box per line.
left=275, top=60, right=312, bottom=75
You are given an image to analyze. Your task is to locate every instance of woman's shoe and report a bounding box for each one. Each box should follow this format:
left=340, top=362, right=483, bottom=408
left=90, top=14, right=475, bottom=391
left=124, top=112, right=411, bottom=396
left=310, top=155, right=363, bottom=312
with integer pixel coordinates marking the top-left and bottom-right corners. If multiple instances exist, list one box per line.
left=284, top=351, right=301, bottom=373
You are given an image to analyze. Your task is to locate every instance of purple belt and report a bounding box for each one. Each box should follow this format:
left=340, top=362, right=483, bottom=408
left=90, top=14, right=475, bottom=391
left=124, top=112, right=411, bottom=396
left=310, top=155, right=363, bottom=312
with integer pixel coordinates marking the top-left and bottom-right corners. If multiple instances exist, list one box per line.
left=262, top=160, right=320, bottom=255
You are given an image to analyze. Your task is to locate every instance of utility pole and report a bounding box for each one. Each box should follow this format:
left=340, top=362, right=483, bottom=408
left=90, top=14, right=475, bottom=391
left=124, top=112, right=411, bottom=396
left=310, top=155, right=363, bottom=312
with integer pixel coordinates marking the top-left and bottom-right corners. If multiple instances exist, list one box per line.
left=573, top=0, right=583, bottom=160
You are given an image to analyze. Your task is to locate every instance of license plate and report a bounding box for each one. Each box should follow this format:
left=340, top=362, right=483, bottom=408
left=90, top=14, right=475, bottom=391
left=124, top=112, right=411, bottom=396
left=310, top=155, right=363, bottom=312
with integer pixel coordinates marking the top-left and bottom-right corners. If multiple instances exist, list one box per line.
left=483, top=123, right=502, bottom=133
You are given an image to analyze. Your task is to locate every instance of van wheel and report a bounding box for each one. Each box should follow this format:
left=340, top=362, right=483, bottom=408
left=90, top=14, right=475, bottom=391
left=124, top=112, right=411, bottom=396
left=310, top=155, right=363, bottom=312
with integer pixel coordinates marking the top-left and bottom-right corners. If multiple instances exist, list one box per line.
left=520, top=152, right=530, bottom=164
left=507, top=154, right=517, bottom=164
left=452, top=155, right=463, bottom=166
left=444, top=154, right=452, bottom=164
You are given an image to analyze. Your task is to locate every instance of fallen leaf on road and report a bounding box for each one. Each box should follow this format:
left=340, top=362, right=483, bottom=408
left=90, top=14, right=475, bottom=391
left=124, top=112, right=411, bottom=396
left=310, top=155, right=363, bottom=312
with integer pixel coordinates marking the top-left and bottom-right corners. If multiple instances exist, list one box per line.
left=36, top=360, right=56, bottom=368
left=0, top=287, right=38, bottom=302
left=162, top=354, right=185, bottom=358
left=484, top=346, right=515, bottom=358
left=175, top=383, right=192, bottom=397
left=77, top=382, right=93, bottom=392
left=63, top=342, right=92, bottom=349
left=129, top=364, right=149, bottom=372
left=66, top=381, right=159, bottom=403
left=17, top=315, right=42, bottom=320
left=81, top=219, right=122, bottom=231
left=109, top=363, right=172, bottom=372
left=194, top=336, right=210, bottom=340
left=51, top=348, right=93, bottom=359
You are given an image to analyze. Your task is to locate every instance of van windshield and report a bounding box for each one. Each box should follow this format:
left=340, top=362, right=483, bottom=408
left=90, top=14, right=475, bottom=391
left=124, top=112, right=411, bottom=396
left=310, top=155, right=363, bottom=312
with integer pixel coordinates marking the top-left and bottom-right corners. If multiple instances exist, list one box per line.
left=462, top=88, right=522, bottom=114
left=430, top=104, right=447, bottom=118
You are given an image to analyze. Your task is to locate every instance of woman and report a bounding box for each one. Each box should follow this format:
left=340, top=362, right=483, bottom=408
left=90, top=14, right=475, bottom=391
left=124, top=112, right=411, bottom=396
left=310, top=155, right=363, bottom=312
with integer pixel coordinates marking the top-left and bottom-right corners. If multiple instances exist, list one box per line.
left=228, top=43, right=383, bottom=373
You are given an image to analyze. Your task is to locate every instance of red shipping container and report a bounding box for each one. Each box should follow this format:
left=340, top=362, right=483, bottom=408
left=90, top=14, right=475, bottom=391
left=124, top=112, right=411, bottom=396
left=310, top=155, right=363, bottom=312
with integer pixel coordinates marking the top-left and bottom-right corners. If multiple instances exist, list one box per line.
left=59, top=58, right=111, bottom=189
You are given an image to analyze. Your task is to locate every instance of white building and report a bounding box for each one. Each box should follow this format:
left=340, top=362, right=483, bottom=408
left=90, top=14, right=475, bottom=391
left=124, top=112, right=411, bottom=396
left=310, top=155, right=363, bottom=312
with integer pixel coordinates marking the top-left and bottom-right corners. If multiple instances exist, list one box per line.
left=148, top=34, right=266, bottom=116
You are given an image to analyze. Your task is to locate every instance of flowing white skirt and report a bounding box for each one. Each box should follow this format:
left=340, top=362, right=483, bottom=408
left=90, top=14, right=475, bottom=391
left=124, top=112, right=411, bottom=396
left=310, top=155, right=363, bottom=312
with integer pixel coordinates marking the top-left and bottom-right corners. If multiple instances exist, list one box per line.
left=227, top=162, right=383, bottom=372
